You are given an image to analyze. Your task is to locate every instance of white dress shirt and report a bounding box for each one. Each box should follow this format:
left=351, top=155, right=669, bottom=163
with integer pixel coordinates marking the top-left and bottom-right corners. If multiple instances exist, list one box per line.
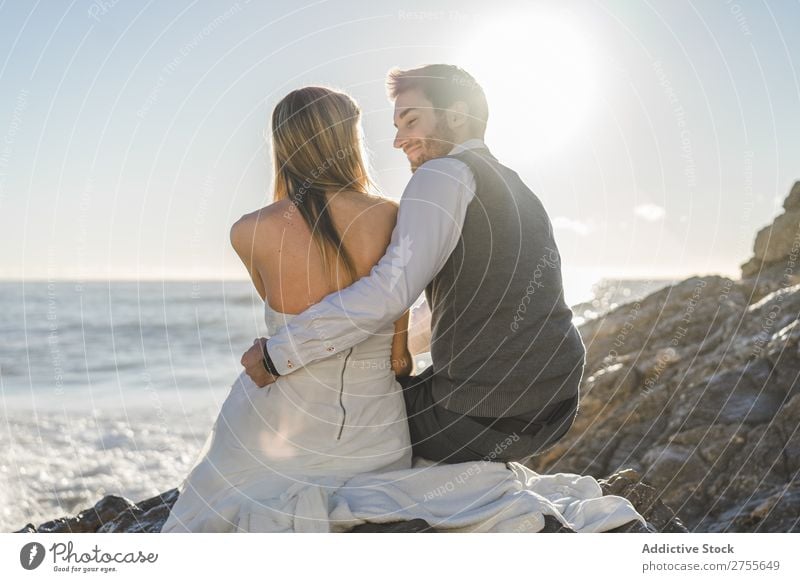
left=265, top=138, right=486, bottom=375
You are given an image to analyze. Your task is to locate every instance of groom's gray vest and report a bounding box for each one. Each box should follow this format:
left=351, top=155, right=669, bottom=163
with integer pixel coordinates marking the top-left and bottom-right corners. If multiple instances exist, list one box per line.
left=424, top=146, right=586, bottom=418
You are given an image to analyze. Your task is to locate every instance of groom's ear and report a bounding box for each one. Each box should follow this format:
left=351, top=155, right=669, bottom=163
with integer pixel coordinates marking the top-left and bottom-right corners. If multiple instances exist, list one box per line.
left=446, top=101, right=470, bottom=129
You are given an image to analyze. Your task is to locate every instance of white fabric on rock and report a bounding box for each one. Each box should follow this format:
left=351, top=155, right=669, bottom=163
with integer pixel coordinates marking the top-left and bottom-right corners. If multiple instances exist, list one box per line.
left=161, top=303, right=646, bottom=533
left=236, top=457, right=647, bottom=533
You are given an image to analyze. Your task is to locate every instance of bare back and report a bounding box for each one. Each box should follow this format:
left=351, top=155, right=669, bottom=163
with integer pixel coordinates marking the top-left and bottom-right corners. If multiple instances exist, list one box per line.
left=246, top=192, right=397, bottom=311
left=230, top=190, right=412, bottom=375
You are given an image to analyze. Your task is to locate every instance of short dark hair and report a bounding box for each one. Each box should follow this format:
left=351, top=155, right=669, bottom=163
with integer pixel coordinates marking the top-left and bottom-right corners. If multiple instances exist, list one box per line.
left=386, top=64, right=489, bottom=137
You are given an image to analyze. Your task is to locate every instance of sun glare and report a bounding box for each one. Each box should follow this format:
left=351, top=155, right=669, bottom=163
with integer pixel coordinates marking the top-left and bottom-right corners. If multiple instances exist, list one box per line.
left=460, top=11, right=599, bottom=160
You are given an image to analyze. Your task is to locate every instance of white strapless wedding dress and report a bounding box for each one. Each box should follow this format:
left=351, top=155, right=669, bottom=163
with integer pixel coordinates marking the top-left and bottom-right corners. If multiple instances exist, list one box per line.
left=161, top=301, right=413, bottom=532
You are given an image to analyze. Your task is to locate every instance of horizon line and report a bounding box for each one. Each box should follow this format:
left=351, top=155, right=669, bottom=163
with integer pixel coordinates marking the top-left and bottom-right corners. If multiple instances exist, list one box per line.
left=0, top=273, right=729, bottom=283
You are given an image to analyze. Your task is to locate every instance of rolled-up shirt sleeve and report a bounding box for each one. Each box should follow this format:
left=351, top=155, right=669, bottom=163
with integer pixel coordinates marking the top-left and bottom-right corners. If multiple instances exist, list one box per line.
left=265, top=157, right=476, bottom=375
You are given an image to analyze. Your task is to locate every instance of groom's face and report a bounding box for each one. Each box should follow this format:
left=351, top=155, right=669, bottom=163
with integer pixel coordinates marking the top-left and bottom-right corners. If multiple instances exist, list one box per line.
left=393, top=88, right=456, bottom=172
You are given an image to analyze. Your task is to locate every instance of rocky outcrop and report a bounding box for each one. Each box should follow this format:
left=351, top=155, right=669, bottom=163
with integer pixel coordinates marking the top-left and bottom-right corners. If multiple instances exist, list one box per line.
left=525, top=180, right=800, bottom=533
left=529, top=272, right=800, bottom=531
left=740, top=181, right=800, bottom=302
left=14, top=489, right=180, bottom=534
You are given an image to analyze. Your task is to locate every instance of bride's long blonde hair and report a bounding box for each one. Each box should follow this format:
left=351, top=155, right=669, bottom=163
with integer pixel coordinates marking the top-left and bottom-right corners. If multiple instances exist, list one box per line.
left=270, top=86, right=374, bottom=288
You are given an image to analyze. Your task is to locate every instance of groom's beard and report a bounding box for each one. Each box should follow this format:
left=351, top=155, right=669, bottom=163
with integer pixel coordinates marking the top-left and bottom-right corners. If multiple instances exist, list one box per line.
left=407, top=121, right=457, bottom=173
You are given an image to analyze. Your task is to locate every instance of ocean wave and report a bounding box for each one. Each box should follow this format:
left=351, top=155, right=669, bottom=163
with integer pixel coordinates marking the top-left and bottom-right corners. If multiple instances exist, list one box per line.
left=0, top=406, right=219, bottom=532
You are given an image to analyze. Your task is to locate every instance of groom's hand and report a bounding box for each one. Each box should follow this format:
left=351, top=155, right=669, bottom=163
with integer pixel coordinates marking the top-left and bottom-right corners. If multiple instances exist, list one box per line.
left=241, top=338, right=278, bottom=387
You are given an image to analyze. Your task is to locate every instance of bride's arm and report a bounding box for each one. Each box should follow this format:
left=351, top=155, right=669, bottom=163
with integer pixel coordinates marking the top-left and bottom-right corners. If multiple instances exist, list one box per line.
left=390, top=310, right=412, bottom=378
left=407, top=300, right=431, bottom=355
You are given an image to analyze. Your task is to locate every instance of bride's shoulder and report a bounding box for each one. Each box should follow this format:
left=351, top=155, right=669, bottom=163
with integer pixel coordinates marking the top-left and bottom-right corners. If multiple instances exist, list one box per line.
left=237, top=200, right=295, bottom=226
left=346, top=193, right=399, bottom=236
left=229, top=201, right=290, bottom=249
left=343, top=191, right=398, bottom=218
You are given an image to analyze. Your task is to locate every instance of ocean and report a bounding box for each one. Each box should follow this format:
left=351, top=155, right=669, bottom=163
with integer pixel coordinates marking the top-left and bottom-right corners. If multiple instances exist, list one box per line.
left=0, top=280, right=271, bottom=532
left=0, top=278, right=674, bottom=532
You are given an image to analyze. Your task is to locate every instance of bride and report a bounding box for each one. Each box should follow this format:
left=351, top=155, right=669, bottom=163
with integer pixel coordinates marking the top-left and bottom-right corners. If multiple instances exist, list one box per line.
left=161, top=86, right=414, bottom=532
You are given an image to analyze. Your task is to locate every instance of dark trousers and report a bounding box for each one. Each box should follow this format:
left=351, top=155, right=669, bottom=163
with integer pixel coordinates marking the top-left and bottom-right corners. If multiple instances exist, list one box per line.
left=397, top=366, right=579, bottom=465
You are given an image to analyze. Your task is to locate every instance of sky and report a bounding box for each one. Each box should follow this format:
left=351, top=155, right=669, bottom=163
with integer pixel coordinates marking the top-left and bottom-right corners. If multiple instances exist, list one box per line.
left=0, top=0, right=798, bottom=304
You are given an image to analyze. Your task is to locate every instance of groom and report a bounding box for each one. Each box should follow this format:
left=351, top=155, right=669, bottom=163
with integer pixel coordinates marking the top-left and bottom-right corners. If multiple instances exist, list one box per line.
left=242, top=64, right=586, bottom=465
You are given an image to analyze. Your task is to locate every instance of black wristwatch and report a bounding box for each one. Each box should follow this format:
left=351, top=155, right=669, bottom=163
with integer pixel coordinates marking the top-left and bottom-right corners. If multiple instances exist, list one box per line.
left=261, top=340, right=281, bottom=377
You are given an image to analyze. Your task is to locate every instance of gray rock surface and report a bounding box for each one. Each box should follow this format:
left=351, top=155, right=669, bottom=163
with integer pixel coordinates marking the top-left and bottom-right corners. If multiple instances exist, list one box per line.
left=740, top=181, right=800, bottom=299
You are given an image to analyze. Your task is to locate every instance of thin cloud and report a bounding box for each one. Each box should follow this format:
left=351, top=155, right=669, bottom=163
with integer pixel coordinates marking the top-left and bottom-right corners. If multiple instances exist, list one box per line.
left=552, top=216, right=592, bottom=236
left=634, top=203, right=666, bottom=222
